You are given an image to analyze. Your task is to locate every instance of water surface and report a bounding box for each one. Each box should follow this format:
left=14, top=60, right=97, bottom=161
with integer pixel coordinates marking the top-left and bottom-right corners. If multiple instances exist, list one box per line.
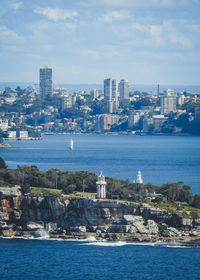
left=1, top=134, right=200, bottom=193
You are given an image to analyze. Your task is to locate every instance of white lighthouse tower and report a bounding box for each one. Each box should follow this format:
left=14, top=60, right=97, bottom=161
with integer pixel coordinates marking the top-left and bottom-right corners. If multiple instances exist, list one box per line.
left=136, top=170, right=143, bottom=184
left=96, top=172, right=107, bottom=200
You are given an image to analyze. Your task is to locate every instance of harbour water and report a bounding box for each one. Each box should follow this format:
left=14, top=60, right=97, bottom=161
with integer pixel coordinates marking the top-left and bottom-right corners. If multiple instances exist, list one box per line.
left=1, top=134, right=200, bottom=279
left=1, top=134, right=200, bottom=193
left=0, top=238, right=200, bottom=280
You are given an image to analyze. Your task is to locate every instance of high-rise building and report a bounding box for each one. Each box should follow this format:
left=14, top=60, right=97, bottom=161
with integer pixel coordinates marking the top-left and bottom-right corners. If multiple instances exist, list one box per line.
left=160, top=89, right=177, bottom=115
left=112, top=79, right=119, bottom=113
left=40, top=66, right=52, bottom=99
left=119, top=79, right=129, bottom=104
left=157, top=84, right=160, bottom=97
left=62, top=94, right=73, bottom=111
left=104, top=78, right=119, bottom=113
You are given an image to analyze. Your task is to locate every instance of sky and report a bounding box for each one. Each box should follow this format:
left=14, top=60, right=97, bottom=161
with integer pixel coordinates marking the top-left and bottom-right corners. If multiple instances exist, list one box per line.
left=0, top=0, right=200, bottom=85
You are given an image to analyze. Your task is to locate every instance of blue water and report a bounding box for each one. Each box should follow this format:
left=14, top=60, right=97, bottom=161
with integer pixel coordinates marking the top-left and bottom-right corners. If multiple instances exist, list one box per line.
left=1, top=135, right=200, bottom=280
left=1, top=134, right=200, bottom=193
left=0, top=239, right=200, bottom=280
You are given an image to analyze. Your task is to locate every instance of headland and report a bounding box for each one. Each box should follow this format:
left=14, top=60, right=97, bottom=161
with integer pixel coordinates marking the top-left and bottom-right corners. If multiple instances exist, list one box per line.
left=1, top=185, right=200, bottom=244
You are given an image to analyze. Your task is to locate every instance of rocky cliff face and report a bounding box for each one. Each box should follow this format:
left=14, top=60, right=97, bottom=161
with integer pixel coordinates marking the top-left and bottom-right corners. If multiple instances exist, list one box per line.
left=0, top=186, right=200, bottom=241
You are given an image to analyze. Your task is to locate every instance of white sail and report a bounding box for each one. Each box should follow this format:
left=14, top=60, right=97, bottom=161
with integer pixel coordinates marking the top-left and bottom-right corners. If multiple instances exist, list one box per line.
left=70, top=138, right=74, bottom=150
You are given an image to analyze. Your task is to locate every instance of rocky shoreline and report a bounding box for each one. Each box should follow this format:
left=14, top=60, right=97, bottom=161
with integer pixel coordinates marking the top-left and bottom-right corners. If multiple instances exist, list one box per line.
left=0, top=143, right=11, bottom=148
left=1, top=185, right=200, bottom=244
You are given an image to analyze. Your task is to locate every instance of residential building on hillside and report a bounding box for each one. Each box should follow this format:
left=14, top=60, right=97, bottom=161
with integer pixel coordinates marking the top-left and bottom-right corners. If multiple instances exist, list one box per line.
left=40, top=66, right=52, bottom=99
left=104, top=78, right=119, bottom=113
left=62, top=94, right=73, bottom=110
left=119, top=79, right=129, bottom=105
left=95, top=114, right=119, bottom=131
left=160, top=89, right=177, bottom=114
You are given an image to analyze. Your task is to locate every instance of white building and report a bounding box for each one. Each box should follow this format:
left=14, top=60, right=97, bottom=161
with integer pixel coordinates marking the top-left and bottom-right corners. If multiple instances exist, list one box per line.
left=62, top=94, right=73, bottom=110
left=128, top=112, right=142, bottom=128
left=95, top=114, right=119, bottom=131
left=8, top=130, right=29, bottom=140
left=160, top=89, right=177, bottom=115
left=40, top=66, right=52, bottom=99
left=104, top=78, right=119, bottom=113
left=136, top=170, right=143, bottom=184
left=96, top=172, right=107, bottom=199
left=0, top=118, right=9, bottom=131
left=119, top=79, right=129, bottom=105
left=177, top=93, right=185, bottom=106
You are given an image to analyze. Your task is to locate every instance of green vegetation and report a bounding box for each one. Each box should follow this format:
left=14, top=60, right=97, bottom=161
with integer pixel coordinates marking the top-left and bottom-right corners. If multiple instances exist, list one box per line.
left=0, top=156, right=200, bottom=212
left=30, top=187, right=62, bottom=197
left=152, top=200, right=200, bottom=218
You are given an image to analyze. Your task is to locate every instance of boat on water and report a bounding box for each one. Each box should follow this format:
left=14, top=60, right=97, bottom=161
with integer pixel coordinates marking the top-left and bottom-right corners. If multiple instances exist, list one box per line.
left=69, top=138, right=74, bottom=150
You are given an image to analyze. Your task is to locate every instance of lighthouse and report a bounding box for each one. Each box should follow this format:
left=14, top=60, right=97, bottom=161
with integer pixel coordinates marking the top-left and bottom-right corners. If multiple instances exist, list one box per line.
left=96, top=172, right=107, bottom=199
left=136, top=170, right=143, bottom=184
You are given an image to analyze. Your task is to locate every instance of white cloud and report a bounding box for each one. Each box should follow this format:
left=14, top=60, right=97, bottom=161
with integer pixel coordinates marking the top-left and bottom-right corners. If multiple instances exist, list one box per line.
left=64, top=23, right=77, bottom=32
left=33, top=7, right=78, bottom=22
left=82, top=49, right=100, bottom=59
left=13, top=2, right=23, bottom=10
left=101, top=10, right=130, bottom=23
left=0, top=26, right=21, bottom=43
left=78, top=0, right=197, bottom=8
left=131, top=23, right=148, bottom=32
left=130, top=20, right=195, bottom=49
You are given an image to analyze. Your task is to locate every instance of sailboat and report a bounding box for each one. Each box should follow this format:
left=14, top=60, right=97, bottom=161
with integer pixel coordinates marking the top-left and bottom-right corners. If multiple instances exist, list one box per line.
left=69, top=138, right=74, bottom=150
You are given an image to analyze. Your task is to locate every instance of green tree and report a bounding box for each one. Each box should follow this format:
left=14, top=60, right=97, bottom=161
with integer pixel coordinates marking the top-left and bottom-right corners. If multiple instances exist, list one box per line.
left=0, top=157, right=7, bottom=169
left=191, top=195, right=200, bottom=208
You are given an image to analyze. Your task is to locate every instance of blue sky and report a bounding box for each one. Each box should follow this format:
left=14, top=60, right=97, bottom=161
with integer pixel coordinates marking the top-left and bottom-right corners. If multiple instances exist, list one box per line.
left=0, top=0, right=200, bottom=84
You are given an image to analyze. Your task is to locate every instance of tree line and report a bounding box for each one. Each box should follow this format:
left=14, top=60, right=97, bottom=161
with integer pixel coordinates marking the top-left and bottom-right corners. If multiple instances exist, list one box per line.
left=0, top=157, right=199, bottom=208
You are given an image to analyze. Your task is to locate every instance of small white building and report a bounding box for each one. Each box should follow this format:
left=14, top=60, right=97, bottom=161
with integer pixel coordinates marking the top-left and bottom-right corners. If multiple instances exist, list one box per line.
left=136, top=170, right=143, bottom=184
left=0, top=118, right=9, bottom=131
left=133, top=170, right=143, bottom=184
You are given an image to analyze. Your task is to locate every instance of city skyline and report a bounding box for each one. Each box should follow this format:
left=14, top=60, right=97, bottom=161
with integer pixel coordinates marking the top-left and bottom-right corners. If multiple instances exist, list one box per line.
left=0, top=0, right=200, bottom=84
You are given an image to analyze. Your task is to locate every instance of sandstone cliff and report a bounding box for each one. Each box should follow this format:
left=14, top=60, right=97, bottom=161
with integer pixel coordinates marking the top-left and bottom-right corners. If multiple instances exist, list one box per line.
left=0, top=186, right=200, bottom=242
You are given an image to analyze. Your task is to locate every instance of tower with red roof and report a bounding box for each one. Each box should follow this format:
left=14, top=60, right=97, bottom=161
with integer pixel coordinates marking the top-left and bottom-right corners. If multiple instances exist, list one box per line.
left=96, top=172, right=107, bottom=199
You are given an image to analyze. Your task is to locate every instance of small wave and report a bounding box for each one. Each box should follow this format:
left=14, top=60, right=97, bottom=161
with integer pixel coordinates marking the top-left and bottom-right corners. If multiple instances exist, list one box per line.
left=78, top=240, right=195, bottom=248
left=0, top=236, right=196, bottom=248
left=80, top=240, right=127, bottom=247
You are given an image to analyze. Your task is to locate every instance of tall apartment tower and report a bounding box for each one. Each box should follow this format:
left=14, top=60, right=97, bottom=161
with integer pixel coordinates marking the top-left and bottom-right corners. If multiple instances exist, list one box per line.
left=157, top=84, right=160, bottom=97
left=160, top=89, right=177, bottom=115
left=104, top=78, right=119, bottom=113
left=119, top=79, right=129, bottom=105
left=111, top=79, right=119, bottom=113
left=40, top=66, right=52, bottom=99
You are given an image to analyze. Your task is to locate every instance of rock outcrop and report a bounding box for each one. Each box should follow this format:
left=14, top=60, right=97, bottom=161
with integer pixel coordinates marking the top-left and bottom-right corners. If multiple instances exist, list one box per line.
left=0, top=186, right=200, bottom=242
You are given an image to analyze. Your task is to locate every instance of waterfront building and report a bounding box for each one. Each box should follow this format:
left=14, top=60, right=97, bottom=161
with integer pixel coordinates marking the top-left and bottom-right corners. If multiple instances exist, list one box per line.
left=152, top=115, right=167, bottom=133
left=119, top=79, right=129, bottom=105
left=40, top=66, right=52, bottom=99
left=160, top=89, right=177, bottom=115
left=128, top=112, right=141, bottom=128
left=96, top=172, right=107, bottom=199
left=0, top=118, right=9, bottom=131
left=8, top=130, right=29, bottom=140
left=142, top=115, right=154, bottom=133
left=95, top=114, right=119, bottom=131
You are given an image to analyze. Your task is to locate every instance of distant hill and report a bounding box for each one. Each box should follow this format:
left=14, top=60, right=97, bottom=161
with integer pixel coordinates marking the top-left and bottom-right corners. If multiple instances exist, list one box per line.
left=0, top=82, right=200, bottom=94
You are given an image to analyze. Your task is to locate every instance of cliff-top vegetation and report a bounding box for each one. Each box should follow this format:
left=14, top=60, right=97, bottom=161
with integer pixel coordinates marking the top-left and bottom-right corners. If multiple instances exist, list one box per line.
left=0, top=157, right=200, bottom=211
